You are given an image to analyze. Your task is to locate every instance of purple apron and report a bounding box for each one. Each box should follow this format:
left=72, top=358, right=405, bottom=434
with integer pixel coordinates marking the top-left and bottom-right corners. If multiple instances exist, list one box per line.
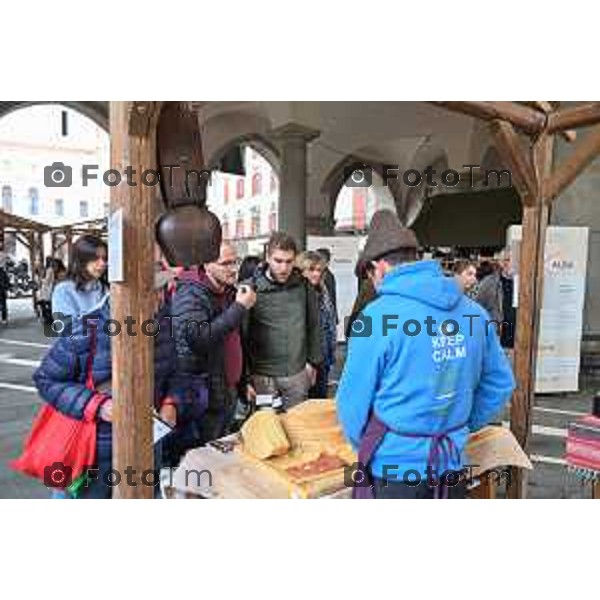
left=353, top=413, right=465, bottom=499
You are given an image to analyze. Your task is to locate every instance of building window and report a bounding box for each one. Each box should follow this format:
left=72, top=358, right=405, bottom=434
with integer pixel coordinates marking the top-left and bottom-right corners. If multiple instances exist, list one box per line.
left=222, top=217, right=230, bottom=240
left=235, top=211, right=245, bottom=238
left=29, top=187, right=39, bottom=215
left=55, top=199, right=64, bottom=217
left=269, top=202, right=277, bottom=231
left=224, top=180, right=230, bottom=204
left=251, top=173, right=262, bottom=196
left=250, top=207, right=261, bottom=236
left=352, top=188, right=367, bottom=230
left=236, top=178, right=244, bottom=200
left=1, top=185, right=12, bottom=212
left=80, top=201, right=89, bottom=218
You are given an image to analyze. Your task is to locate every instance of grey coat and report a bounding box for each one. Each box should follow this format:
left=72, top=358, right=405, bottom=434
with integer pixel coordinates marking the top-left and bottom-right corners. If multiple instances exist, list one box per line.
left=476, top=272, right=503, bottom=324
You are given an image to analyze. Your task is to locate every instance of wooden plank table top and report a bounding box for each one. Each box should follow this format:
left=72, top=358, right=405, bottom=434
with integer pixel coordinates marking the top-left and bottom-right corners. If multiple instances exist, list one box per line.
left=170, top=444, right=353, bottom=499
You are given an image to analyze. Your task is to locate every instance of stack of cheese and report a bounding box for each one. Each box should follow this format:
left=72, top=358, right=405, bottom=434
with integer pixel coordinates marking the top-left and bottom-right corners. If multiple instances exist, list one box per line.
left=240, top=409, right=290, bottom=460
left=280, top=399, right=355, bottom=462
left=239, top=399, right=356, bottom=497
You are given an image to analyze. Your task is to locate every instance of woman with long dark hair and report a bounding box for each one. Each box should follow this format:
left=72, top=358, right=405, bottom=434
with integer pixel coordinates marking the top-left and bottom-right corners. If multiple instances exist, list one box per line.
left=51, top=235, right=108, bottom=319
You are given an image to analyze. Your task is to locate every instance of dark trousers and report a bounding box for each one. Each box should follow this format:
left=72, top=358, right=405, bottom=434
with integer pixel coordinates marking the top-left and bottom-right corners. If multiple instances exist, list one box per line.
left=200, top=386, right=238, bottom=443
left=0, top=295, right=7, bottom=322
left=309, top=366, right=330, bottom=399
left=373, top=477, right=467, bottom=499
left=37, top=300, right=53, bottom=325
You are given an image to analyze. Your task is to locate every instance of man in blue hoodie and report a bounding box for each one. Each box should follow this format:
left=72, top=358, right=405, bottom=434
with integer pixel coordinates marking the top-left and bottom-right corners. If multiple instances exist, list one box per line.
left=337, top=210, right=515, bottom=499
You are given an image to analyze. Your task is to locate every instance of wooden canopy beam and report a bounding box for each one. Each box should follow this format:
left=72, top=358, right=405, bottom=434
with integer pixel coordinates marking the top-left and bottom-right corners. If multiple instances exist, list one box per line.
left=522, top=101, right=576, bottom=142
left=432, top=101, right=546, bottom=135
left=545, top=124, right=600, bottom=203
left=15, top=233, right=30, bottom=249
left=489, top=119, right=537, bottom=200
left=547, top=102, right=600, bottom=133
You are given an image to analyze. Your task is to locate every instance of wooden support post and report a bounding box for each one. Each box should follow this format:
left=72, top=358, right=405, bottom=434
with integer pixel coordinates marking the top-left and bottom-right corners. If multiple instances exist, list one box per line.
left=110, top=101, right=158, bottom=499
left=508, top=133, right=554, bottom=499
left=16, top=232, right=30, bottom=249
left=545, top=125, right=600, bottom=203
left=65, top=230, right=73, bottom=267
left=27, top=232, right=37, bottom=312
left=469, top=475, right=497, bottom=499
left=489, top=119, right=537, bottom=199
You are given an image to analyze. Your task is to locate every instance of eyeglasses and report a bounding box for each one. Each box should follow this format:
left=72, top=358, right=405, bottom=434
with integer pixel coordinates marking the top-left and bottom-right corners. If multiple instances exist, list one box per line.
left=217, top=259, right=241, bottom=268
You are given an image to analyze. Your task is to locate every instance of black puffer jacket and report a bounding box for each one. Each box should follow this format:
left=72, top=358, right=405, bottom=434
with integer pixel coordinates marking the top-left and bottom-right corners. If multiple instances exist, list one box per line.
left=170, top=268, right=247, bottom=443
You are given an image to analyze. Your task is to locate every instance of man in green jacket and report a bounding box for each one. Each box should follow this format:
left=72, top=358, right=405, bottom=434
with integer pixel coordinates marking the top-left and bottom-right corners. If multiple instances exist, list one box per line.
left=243, top=232, right=322, bottom=408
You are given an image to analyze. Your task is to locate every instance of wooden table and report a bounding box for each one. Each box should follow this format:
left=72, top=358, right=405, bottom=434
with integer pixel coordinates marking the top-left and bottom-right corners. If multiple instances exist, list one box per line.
left=165, top=445, right=502, bottom=499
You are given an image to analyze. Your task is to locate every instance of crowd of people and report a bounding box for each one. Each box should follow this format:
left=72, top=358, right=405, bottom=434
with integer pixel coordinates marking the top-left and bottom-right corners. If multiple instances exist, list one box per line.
left=21, top=209, right=517, bottom=499
left=29, top=232, right=339, bottom=498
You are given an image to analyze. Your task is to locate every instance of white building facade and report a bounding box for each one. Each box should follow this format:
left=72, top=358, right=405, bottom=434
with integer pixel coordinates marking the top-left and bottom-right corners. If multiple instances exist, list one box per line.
left=0, top=105, right=109, bottom=260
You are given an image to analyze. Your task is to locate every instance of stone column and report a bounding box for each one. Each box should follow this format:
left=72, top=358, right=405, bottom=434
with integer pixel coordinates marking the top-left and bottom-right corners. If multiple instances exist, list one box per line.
left=271, top=123, right=319, bottom=249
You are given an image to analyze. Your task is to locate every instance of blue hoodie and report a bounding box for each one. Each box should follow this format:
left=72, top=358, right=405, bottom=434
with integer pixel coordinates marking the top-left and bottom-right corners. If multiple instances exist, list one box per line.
left=337, top=260, right=515, bottom=479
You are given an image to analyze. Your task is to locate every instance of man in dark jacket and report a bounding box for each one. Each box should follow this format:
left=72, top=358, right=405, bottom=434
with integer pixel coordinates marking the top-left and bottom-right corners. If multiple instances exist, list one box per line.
left=244, top=232, right=321, bottom=408
left=170, top=242, right=256, bottom=446
left=316, top=247, right=338, bottom=323
left=475, top=252, right=516, bottom=348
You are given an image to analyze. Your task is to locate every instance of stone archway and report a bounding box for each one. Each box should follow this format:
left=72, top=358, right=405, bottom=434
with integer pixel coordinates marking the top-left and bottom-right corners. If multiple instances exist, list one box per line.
left=320, top=154, right=404, bottom=233
left=0, top=101, right=108, bottom=130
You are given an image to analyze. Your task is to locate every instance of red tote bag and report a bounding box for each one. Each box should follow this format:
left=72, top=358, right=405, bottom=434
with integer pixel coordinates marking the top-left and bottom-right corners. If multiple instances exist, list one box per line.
left=11, top=327, right=102, bottom=488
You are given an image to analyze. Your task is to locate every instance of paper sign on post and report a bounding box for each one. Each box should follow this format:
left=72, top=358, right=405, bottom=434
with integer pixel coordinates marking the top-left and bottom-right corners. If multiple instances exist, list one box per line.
left=108, top=208, right=124, bottom=283
left=153, top=415, right=174, bottom=445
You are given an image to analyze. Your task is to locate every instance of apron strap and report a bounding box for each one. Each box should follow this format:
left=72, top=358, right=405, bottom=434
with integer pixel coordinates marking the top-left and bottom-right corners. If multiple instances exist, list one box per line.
left=354, top=412, right=466, bottom=500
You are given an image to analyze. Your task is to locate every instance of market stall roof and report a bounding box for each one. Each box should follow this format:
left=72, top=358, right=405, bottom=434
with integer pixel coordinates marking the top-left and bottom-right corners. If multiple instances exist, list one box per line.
left=412, top=187, right=522, bottom=247
left=0, top=208, right=52, bottom=232
left=50, top=217, right=107, bottom=234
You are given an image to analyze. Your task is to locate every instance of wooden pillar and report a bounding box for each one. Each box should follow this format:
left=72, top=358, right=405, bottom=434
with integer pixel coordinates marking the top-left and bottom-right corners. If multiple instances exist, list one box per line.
left=65, top=230, right=73, bottom=268
left=508, top=133, right=554, bottom=499
left=110, top=101, right=158, bottom=499
left=26, top=231, right=37, bottom=310
left=468, top=475, right=497, bottom=499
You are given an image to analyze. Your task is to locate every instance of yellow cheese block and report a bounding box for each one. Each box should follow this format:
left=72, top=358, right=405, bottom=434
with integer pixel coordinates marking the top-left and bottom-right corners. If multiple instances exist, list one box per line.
left=240, top=409, right=290, bottom=460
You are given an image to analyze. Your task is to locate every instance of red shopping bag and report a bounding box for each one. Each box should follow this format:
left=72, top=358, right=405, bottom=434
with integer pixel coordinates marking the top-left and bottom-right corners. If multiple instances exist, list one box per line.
left=11, top=327, right=103, bottom=488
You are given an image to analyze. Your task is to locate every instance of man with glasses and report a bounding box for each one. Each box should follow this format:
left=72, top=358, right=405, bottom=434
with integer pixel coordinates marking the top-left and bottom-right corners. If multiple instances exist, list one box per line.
left=170, top=242, right=256, bottom=448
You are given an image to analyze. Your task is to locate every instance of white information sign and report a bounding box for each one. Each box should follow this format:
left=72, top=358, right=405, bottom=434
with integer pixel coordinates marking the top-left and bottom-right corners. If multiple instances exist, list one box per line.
left=108, top=209, right=124, bottom=283
left=507, top=225, right=589, bottom=393
left=307, top=235, right=364, bottom=341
